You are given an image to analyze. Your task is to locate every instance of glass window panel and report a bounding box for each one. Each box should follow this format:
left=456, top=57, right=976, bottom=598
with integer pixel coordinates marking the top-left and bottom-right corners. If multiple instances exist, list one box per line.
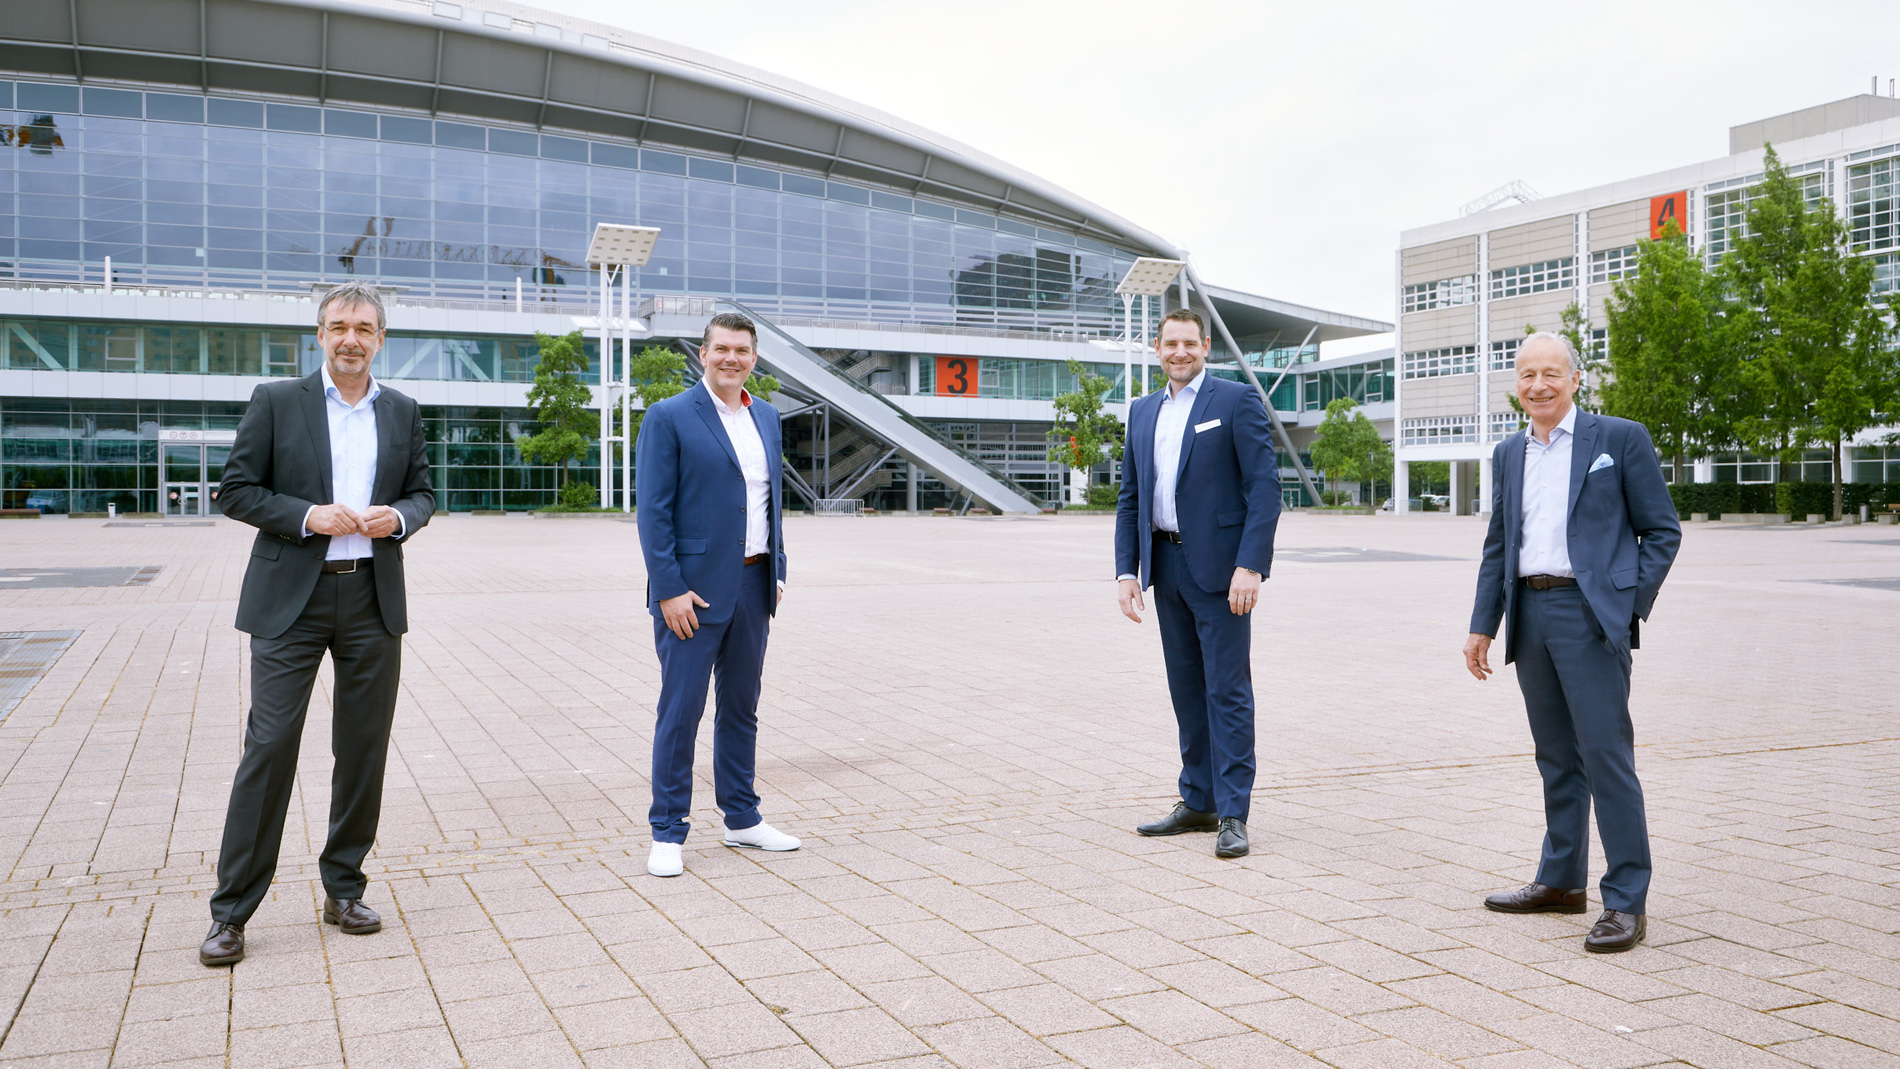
left=486, top=127, right=536, bottom=156
left=592, top=141, right=637, bottom=169
left=380, top=115, right=431, bottom=144
left=207, top=98, right=263, bottom=128
left=82, top=88, right=142, bottom=118
left=539, top=135, right=586, bottom=162
left=781, top=173, right=824, bottom=198
left=18, top=82, right=79, bottom=113
left=322, top=108, right=377, bottom=138
left=265, top=104, right=321, bottom=132
left=687, top=158, right=733, bottom=182
left=736, top=164, right=778, bottom=190
left=434, top=120, right=484, bottom=149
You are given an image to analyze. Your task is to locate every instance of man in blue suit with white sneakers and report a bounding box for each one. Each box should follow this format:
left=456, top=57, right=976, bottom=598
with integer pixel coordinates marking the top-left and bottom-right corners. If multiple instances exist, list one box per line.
left=635, top=311, right=797, bottom=878
left=1115, top=308, right=1281, bottom=859
left=1465, top=332, right=1681, bottom=953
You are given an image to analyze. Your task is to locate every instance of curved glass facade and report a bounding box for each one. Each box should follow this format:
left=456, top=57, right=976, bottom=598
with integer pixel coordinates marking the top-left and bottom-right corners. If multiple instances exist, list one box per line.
left=2, top=79, right=1147, bottom=334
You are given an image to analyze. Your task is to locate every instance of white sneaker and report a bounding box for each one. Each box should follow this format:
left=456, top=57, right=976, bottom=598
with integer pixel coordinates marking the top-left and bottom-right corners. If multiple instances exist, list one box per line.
left=647, top=841, right=683, bottom=877
left=723, top=822, right=800, bottom=851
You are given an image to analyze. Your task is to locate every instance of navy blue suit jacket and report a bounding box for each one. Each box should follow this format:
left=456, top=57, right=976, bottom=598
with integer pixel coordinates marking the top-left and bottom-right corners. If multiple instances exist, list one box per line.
left=1115, top=374, right=1281, bottom=593
left=1470, top=409, right=1681, bottom=662
left=635, top=384, right=787, bottom=624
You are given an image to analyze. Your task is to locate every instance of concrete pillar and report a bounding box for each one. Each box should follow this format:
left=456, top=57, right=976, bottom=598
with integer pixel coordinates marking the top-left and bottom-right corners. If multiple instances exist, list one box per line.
left=1394, top=459, right=1410, bottom=514
left=1478, top=454, right=1493, bottom=514
left=906, top=462, right=919, bottom=512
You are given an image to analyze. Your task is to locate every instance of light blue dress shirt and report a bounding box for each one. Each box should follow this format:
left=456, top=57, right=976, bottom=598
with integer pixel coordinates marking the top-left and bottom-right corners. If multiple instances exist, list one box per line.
left=1151, top=369, right=1205, bottom=533
left=1518, top=403, right=1576, bottom=578
left=304, top=363, right=399, bottom=561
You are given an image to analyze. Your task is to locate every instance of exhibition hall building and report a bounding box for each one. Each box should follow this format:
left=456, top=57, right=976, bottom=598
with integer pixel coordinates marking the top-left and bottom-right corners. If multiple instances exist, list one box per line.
left=0, top=0, right=1389, bottom=517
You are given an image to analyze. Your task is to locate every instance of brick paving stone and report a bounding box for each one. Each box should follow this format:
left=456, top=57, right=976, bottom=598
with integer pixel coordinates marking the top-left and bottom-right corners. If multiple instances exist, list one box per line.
left=1, top=515, right=1898, bottom=1068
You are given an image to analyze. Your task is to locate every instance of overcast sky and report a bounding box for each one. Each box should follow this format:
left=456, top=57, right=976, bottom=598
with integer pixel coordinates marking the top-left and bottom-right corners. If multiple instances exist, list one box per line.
left=533, top=0, right=1899, bottom=356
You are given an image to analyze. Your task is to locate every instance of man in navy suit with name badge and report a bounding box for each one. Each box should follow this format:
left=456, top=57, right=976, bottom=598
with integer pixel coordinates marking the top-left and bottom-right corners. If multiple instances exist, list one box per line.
left=1465, top=332, right=1681, bottom=953
left=1115, top=309, right=1281, bottom=859
left=636, top=312, right=797, bottom=878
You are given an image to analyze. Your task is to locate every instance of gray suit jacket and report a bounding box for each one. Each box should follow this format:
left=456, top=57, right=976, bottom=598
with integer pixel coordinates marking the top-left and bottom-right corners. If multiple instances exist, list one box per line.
left=1470, top=409, right=1681, bottom=662
left=219, top=370, right=435, bottom=639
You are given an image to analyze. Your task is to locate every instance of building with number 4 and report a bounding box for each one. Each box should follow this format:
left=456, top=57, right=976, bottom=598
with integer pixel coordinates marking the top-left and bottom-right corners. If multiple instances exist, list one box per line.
left=1395, top=93, right=1900, bottom=515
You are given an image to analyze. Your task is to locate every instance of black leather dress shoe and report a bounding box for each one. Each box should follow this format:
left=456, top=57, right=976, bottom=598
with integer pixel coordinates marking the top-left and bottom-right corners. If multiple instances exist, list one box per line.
left=1584, top=910, right=1645, bottom=953
left=1483, top=882, right=1588, bottom=914
left=1136, top=802, right=1218, bottom=836
left=322, top=897, right=382, bottom=935
left=1214, top=818, right=1249, bottom=858
left=200, top=921, right=245, bottom=966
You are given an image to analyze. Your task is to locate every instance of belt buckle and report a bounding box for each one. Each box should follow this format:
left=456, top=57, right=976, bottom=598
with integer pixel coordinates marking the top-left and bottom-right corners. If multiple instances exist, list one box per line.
left=334, top=559, right=356, bottom=574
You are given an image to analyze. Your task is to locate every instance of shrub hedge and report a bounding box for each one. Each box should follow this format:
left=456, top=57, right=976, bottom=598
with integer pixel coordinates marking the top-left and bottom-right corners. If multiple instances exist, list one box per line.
left=1667, top=481, right=1900, bottom=518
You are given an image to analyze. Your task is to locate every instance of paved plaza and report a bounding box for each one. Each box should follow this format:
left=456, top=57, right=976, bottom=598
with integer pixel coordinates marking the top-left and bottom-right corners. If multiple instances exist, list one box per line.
left=0, top=510, right=1896, bottom=1069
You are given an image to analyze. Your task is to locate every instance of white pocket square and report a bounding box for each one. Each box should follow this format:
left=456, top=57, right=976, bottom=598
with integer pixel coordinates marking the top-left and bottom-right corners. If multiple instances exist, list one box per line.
left=1194, top=418, right=1221, bottom=433
left=1588, top=453, right=1614, bottom=473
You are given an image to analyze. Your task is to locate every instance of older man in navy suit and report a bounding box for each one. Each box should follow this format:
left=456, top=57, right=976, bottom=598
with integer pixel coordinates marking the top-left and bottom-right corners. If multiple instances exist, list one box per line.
left=635, top=311, right=796, bottom=878
left=1465, top=332, right=1681, bottom=953
left=1115, top=308, right=1281, bottom=859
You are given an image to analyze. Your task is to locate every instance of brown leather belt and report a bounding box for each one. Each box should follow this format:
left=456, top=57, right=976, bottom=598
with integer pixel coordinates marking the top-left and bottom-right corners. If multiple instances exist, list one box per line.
left=1521, top=574, right=1576, bottom=590
left=322, top=558, right=373, bottom=574
left=743, top=553, right=766, bottom=566
left=1152, top=529, right=1183, bottom=544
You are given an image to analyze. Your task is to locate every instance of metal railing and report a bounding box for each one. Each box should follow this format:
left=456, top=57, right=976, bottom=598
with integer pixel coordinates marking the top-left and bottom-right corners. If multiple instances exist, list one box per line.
left=721, top=298, right=1048, bottom=513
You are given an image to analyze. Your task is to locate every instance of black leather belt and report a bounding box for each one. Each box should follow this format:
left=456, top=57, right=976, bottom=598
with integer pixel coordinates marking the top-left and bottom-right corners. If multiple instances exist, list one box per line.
left=1521, top=574, right=1576, bottom=590
left=1152, top=529, right=1182, bottom=544
left=322, top=558, right=373, bottom=574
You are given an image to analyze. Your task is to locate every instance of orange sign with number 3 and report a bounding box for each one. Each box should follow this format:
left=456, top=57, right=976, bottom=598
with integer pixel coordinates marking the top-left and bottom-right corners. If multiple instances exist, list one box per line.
left=936, top=356, right=975, bottom=396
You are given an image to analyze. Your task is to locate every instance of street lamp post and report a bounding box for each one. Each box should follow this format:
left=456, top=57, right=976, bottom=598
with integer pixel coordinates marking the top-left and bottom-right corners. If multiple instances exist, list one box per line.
left=1115, top=258, right=1188, bottom=402
left=584, top=223, right=661, bottom=511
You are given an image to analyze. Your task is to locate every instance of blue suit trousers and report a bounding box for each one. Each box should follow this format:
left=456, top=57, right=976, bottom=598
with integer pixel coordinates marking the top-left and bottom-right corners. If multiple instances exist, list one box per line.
left=649, top=562, right=770, bottom=844
left=1515, top=585, right=1650, bottom=913
left=1152, top=537, right=1256, bottom=822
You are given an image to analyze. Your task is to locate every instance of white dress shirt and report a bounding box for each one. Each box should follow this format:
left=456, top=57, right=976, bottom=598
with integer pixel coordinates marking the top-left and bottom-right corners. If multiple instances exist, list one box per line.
left=1151, top=369, right=1205, bottom=534
left=1518, top=403, right=1577, bottom=578
left=704, top=379, right=772, bottom=557
left=304, top=363, right=401, bottom=560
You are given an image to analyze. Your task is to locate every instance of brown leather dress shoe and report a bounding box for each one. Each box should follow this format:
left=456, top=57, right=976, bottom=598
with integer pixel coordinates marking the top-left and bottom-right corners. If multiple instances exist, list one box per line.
left=1483, top=882, right=1588, bottom=914
left=322, top=897, right=382, bottom=935
left=1584, top=910, right=1645, bottom=953
left=1136, top=802, right=1218, bottom=836
left=200, top=921, right=245, bottom=966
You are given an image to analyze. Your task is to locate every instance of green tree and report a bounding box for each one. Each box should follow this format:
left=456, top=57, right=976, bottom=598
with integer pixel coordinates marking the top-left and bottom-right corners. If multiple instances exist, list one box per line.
left=1046, top=359, right=1124, bottom=505
left=1720, top=145, right=1899, bottom=517
left=744, top=371, right=782, bottom=402
left=1309, top=398, right=1392, bottom=506
left=1602, top=220, right=1730, bottom=483
left=514, top=330, right=594, bottom=493
left=1408, top=460, right=1449, bottom=498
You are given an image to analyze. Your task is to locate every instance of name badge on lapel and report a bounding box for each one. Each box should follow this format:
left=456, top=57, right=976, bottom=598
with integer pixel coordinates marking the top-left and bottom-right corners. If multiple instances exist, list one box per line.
left=1194, top=418, right=1221, bottom=433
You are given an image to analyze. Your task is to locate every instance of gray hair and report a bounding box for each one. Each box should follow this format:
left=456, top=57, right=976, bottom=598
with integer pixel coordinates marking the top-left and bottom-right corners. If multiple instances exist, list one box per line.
left=317, top=281, right=387, bottom=331
left=1517, top=331, right=1577, bottom=374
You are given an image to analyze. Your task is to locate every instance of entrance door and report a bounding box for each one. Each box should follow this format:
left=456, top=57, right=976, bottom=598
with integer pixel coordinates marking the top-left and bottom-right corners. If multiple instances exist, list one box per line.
left=162, top=444, right=207, bottom=517
left=165, top=483, right=203, bottom=516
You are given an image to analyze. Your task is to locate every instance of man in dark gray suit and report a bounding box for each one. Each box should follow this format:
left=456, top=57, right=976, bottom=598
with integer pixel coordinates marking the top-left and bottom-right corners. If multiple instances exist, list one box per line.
left=1464, top=332, right=1680, bottom=954
left=200, top=280, right=434, bottom=967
